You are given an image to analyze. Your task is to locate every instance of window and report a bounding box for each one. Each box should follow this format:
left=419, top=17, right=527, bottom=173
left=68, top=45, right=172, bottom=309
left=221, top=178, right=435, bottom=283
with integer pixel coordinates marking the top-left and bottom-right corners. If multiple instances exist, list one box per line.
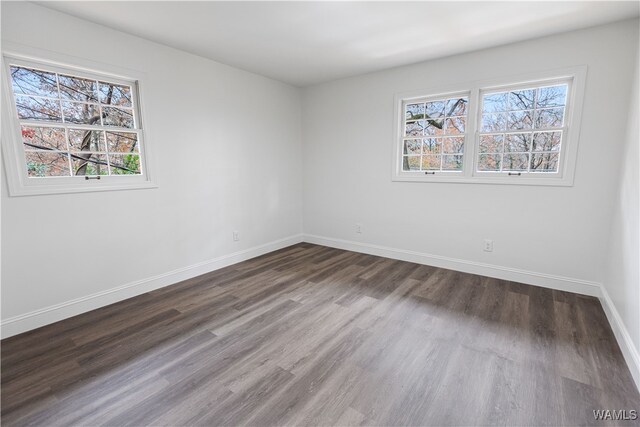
left=478, top=81, right=568, bottom=174
left=402, top=93, right=468, bottom=173
left=2, top=51, right=155, bottom=196
left=393, top=67, right=586, bottom=186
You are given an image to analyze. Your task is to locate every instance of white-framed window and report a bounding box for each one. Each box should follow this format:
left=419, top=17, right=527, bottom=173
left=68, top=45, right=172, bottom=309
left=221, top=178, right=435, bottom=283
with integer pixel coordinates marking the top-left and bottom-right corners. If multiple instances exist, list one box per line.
left=401, top=92, right=469, bottom=174
left=2, top=47, right=156, bottom=196
left=392, top=66, right=586, bottom=186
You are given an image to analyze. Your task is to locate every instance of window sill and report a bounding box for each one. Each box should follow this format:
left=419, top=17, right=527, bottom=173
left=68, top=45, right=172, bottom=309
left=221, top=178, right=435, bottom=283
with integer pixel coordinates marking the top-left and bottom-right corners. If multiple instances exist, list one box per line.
left=7, top=180, right=158, bottom=197
left=392, top=173, right=574, bottom=187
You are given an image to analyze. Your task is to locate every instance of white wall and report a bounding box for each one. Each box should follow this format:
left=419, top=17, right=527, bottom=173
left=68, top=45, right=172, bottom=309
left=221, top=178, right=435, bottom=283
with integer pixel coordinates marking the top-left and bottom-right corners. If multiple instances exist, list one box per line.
left=603, top=43, right=639, bottom=380
left=1, top=2, right=302, bottom=333
left=302, top=20, right=638, bottom=291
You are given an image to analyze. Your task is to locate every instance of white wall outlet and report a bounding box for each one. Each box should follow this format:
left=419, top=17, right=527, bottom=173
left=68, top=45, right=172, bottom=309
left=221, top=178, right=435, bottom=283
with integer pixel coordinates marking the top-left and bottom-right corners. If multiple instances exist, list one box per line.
left=233, top=231, right=240, bottom=241
left=483, top=239, right=493, bottom=252
left=355, top=223, right=362, bottom=234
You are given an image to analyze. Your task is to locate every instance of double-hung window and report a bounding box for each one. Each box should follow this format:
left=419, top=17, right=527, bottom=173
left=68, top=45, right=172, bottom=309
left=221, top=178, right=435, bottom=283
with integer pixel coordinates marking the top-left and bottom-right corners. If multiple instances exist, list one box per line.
left=2, top=50, right=155, bottom=196
left=393, top=67, right=586, bottom=186
left=477, top=80, right=568, bottom=175
left=402, top=92, right=469, bottom=173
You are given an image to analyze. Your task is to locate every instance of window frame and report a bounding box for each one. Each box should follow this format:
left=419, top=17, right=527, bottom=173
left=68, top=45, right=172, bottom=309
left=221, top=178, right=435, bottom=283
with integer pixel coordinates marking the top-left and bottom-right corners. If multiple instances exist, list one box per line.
left=2, top=45, right=157, bottom=196
left=399, top=90, right=471, bottom=176
left=392, top=66, right=587, bottom=186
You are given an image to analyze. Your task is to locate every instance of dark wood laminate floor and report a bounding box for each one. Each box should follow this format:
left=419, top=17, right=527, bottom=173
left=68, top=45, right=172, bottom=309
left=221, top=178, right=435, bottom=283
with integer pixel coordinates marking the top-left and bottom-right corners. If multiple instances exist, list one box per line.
left=2, top=243, right=639, bottom=426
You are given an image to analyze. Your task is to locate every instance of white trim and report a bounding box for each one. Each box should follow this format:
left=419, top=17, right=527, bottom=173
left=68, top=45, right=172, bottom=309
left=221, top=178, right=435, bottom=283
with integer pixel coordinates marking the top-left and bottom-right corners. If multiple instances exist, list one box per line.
left=599, top=285, right=640, bottom=392
left=7, top=180, right=159, bottom=196
left=303, top=234, right=600, bottom=296
left=0, top=234, right=304, bottom=339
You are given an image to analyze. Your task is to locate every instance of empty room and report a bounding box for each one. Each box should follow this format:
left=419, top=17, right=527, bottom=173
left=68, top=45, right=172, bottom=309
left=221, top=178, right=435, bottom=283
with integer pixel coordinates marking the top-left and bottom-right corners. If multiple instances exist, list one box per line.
left=1, top=1, right=639, bottom=426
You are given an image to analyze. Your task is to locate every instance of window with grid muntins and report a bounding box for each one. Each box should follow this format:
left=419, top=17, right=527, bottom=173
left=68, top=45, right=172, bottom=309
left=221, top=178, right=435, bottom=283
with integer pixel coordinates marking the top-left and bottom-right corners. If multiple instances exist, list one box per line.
left=402, top=93, right=469, bottom=172
left=477, top=82, right=568, bottom=174
left=393, top=69, right=584, bottom=186
left=9, top=64, right=143, bottom=178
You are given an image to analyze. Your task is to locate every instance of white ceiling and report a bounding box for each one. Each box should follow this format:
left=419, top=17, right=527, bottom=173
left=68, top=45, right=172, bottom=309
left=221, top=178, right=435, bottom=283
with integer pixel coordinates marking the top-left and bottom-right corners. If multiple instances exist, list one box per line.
left=37, top=1, right=639, bottom=87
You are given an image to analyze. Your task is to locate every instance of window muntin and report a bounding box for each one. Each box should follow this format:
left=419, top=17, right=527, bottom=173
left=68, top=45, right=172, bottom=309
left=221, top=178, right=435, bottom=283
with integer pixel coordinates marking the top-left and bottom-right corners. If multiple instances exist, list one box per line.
left=9, top=64, right=142, bottom=178
left=477, top=82, right=568, bottom=174
left=401, top=93, right=468, bottom=172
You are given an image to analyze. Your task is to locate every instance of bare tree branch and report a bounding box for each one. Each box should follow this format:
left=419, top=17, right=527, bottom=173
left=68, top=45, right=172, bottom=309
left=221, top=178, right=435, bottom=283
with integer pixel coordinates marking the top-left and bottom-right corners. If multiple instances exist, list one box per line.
left=23, top=142, right=136, bottom=173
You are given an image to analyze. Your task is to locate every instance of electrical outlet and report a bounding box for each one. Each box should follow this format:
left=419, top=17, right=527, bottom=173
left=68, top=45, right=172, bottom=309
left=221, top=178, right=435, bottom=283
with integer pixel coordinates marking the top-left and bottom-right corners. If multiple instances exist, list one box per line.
left=483, top=239, right=493, bottom=252
left=233, top=231, right=240, bottom=242
left=355, top=223, right=362, bottom=234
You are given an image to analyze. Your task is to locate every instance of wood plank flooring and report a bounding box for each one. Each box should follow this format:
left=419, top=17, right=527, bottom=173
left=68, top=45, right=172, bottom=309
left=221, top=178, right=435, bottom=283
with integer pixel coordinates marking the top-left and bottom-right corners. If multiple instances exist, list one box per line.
left=2, top=243, right=639, bottom=426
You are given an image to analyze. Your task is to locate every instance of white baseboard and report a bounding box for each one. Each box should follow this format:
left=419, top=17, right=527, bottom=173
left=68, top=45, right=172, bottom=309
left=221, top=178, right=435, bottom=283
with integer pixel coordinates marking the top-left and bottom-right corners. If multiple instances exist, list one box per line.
left=0, top=234, right=304, bottom=339
left=599, top=285, right=640, bottom=392
left=303, top=233, right=640, bottom=392
left=303, top=234, right=601, bottom=296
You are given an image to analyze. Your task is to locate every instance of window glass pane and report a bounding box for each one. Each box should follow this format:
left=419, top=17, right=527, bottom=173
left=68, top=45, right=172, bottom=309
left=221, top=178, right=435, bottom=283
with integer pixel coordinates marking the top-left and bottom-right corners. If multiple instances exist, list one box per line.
left=62, top=101, right=100, bottom=125
left=68, top=129, right=105, bottom=152
left=22, top=126, right=67, bottom=151
left=71, top=153, right=109, bottom=176
left=405, top=103, right=425, bottom=121
left=99, top=82, right=133, bottom=107
left=421, top=155, right=440, bottom=170
left=403, top=155, right=421, bottom=171
left=478, top=154, right=501, bottom=171
left=445, top=117, right=465, bottom=134
left=58, top=75, right=98, bottom=102
left=10, top=66, right=58, bottom=98
left=509, top=89, right=534, bottom=110
left=405, top=120, right=424, bottom=137
left=403, top=139, right=421, bottom=155
left=15, top=96, right=62, bottom=121
left=534, top=108, right=564, bottom=128
left=25, top=151, right=70, bottom=177
left=504, top=133, right=531, bottom=152
left=502, top=153, right=529, bottom=171
left=531, top=152, right=559, bottom=172
left=442, top=155, right=463, bottom=171
left=424, top=119, right=444, bottom=136
left=537, top=85, right=567, bottom=108
left=110, top=154, right=141, bottom=175
left=446, top=97, right=468, bottom=116
left=425, top=101, right=445, bottom=119
left=442, top=137, right=464, bottom=154
left=481, top=113, right=506, bottom=132
left=106, top=132, right=140, bottom=153
left=422, top=138, right=441, bottom=155
left=507, top=110, right=533, bottom=130
left=482, top=93, right=507, bottom=113
left=479, top=134, right=503, bottom=153
left=533, top=131, right=561, bottom=152
left=102, top=107, right=134, bottom=128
